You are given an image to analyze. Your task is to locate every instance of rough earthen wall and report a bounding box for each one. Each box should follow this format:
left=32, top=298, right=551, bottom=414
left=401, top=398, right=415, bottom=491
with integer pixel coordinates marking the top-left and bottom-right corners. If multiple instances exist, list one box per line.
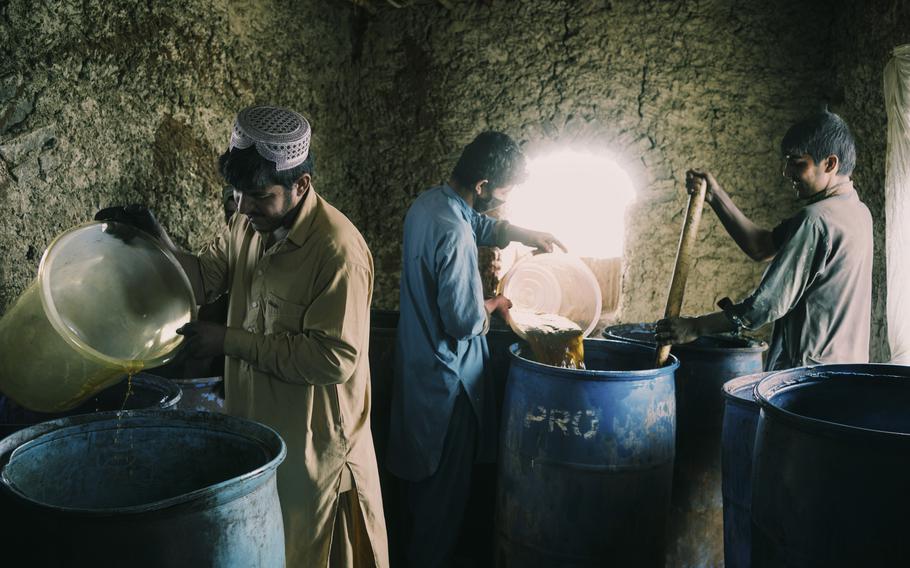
left=349, top=0, right=834, bottom=331
left=1, top=0, right=901, bottom=360
left=0, top=0, right=357, bottom=309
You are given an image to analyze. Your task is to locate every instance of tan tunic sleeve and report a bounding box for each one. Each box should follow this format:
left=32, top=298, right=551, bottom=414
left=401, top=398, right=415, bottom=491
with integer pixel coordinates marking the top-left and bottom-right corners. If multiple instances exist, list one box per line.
left=223, top=259, right=372, bottom=386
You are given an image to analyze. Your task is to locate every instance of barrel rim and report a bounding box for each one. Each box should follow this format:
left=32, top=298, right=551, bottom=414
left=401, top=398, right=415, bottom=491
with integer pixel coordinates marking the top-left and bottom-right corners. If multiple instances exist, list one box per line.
left=0, top=409, right=286, bottom=516
left=721, top=371, right=774, bottom=404
left=127, top=372, right=183, bottom=409
left=602, top=323, right=769, bottom=354
left=0, top=372, right=182, bottom=427
left=508, top=339, right=679, bottom=380
left=168, top=375, right=223, bottom=387
left=755, top=364, right=910, bottom=440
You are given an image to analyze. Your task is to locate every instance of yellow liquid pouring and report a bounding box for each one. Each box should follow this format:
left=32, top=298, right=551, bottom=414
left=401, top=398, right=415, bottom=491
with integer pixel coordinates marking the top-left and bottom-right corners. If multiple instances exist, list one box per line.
left=118, top=360, right=143, bottom=413
left=113, top=361, right=143, bottom=450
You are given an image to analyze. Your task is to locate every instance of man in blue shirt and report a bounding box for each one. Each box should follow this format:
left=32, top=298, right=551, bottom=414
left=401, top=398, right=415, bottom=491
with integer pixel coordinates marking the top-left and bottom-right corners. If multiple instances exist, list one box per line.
left=388, top=132, right=564, bottom=567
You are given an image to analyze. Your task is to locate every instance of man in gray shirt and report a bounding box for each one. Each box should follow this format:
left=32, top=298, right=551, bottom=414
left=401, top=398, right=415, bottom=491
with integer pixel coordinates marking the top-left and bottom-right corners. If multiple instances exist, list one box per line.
left=656, top=110, right=873, bottom=370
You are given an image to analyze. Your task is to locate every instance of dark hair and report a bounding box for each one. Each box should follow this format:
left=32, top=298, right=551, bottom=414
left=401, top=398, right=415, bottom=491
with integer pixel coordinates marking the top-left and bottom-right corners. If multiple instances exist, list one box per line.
left=451, top=131, right=526, bottom=190
left=218, top=145, right=315, bottom=193
left=780, top=110, right=856, bottom=175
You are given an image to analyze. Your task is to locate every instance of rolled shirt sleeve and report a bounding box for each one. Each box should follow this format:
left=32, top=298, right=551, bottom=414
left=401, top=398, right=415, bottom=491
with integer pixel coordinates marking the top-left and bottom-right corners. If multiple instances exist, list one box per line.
left=223, top=260, right=372, bottom=386
left=471, top=210, right=510, bottom=248
left=724, top=215, right=828, bottom=330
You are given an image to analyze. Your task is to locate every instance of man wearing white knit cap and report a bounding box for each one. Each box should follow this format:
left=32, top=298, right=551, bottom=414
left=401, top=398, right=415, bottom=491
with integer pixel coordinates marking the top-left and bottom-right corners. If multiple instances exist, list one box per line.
left=97, top=105, right=388, bottom=567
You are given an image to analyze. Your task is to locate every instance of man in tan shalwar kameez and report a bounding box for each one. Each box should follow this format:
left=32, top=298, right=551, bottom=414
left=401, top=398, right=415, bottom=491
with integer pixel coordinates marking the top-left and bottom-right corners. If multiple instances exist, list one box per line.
left=99, top=105, right=388, bottom=567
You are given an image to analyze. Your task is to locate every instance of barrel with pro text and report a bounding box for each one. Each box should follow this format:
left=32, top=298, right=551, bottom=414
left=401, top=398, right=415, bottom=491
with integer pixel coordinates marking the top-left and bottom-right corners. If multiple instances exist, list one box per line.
left=496, top=339, right=678, bottom=567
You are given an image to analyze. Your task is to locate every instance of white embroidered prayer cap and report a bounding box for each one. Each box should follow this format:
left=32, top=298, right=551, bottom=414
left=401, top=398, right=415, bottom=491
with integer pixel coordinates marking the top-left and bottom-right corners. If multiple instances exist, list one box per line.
left=229, top=105, right=311, bottom=171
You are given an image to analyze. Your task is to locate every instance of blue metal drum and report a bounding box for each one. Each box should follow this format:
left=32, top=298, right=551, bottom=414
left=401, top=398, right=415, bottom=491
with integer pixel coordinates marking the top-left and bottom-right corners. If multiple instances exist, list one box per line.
left=752, top=365, right=910, bottom=567
left=721, top=372, right=773, bottom=568
left=603, top=323, right=766, bottom=566
left=496, top=339, right=678, bottom=567
left=0, top=410, right=286, bottom=567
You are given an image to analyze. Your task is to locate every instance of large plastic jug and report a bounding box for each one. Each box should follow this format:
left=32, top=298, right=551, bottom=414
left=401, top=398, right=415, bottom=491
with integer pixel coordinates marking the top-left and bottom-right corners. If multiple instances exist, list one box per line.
left=0, top=221, right=195, bottom=412
left=498, top=252, right=602, bottom=338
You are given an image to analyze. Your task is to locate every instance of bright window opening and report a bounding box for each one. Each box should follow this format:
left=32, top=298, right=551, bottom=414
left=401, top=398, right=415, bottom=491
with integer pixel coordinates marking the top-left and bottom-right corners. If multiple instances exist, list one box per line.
left=497, top=148, right=637, bottom=322
left=506, top=149, right=636, bottom=259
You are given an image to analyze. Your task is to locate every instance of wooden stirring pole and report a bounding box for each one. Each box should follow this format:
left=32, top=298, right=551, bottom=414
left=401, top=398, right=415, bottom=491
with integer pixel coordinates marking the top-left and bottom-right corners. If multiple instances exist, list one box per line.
left=656, top=178, right=707, bottom=367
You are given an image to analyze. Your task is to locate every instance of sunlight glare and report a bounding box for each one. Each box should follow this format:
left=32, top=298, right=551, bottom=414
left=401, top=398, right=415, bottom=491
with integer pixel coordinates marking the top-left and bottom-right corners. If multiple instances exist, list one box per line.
left=506, top=149, right=636, bottom=259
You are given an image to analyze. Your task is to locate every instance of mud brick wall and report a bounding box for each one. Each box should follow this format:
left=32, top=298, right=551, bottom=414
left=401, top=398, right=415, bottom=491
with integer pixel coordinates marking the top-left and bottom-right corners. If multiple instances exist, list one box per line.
left=2, top=0, right=903, bottom=360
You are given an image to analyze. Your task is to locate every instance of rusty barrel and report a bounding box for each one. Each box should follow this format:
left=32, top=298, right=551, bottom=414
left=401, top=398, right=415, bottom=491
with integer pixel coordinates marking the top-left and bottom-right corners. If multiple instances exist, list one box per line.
left=602, top=323, right=766, bottom=567
left=752, top=365, right=910, bottom=566
left=496, top=339, right=678, bottom=567
left=721, top=372, right=773, bottom=568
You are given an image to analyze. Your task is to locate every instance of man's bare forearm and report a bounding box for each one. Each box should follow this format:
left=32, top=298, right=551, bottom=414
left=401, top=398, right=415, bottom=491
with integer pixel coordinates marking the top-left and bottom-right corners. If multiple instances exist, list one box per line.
left=694, top=311, right=738, bottom=336
left=655, top=310, right=737, bottom=345
left=710, top=189, right=776, bottom=261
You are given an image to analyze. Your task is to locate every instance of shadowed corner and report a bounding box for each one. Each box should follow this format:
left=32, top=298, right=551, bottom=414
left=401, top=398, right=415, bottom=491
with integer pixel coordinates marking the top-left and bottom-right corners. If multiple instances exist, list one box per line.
left=0, top=160, right=11, bottom=314
left=0, top=264, right=7, bottom=316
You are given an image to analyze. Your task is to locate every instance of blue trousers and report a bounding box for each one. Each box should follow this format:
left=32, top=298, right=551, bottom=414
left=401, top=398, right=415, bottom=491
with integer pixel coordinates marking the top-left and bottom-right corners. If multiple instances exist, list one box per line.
left=405, top=387, right=478, bottom=568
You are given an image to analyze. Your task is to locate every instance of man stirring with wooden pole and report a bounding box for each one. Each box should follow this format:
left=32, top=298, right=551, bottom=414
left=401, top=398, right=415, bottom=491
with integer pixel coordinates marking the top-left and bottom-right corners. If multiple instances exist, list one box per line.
left=656, top=110, right=873, bottom=370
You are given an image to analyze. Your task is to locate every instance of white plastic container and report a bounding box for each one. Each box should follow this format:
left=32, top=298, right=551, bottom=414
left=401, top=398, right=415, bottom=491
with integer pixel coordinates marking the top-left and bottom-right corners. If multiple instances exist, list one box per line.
left=0, top=221, right=196, bottom=412
left=498, top=252, right=602, bottom=338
